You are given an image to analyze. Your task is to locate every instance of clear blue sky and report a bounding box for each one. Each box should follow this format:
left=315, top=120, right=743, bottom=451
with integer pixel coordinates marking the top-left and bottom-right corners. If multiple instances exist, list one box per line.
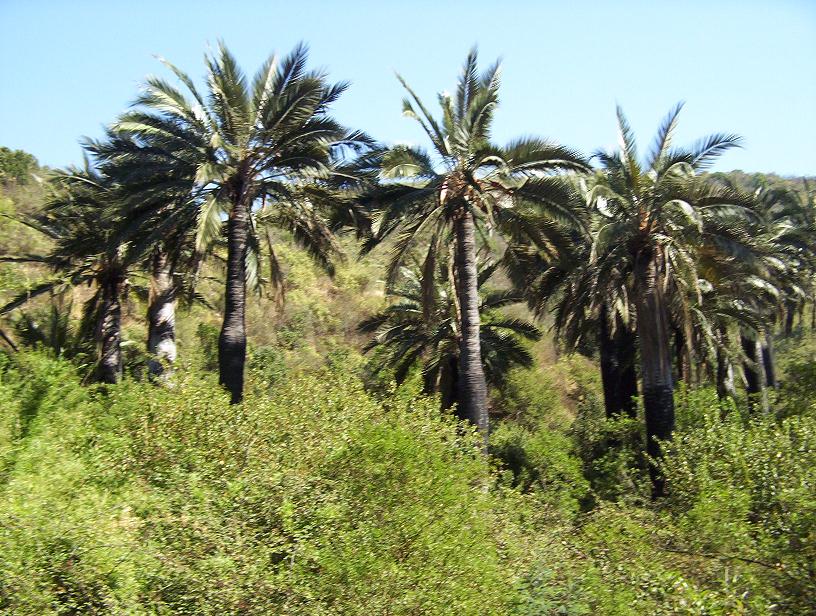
left=1, top=0, right=814, bottom=175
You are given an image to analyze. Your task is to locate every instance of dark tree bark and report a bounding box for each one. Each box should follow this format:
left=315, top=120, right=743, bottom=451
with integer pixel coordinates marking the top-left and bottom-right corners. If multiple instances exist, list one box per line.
left=784, top=300, right=796, bottom=337
left=96, top=270, right=123, bottom=384
left=673, top=325, right=691, bottom=384
left=453, top=210, right=489, bottom=445
left=741, top=333, right=761, bottom=396
left=741, top=333, right=769, bottom=413
left=761, top=331, right=777, bottom=390
left=438, top=354, right=461, bottom=419
left=633, top=251, right=675, bottom=499
left=147, top=249, right=177, bottom=378
left=715, top=326, right=736, bottom=400
left=219, top=196, right=249, bottom=404
left=599, top=303, right=638, bottom=419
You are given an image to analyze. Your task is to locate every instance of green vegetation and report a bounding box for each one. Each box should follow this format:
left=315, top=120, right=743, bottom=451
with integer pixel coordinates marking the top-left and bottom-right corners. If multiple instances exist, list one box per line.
left=0, top=44, right=814, bottom=613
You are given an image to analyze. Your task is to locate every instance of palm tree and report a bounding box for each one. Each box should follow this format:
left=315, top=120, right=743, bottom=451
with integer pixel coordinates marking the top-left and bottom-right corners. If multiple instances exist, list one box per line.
left=86, top=131, right=205, bottom=378
left=359, top=259, right=541, bottom=418
left=504, top=201, right=640, bottom=420
left=587, top=103, right=751, bottom=497
left=0, top=164, right=130, bottom=383
left=362, top=49, right=588, bottom=440
left=756, top=182, right=816, bottom=337
left=108, top=42, right=370, bottom=402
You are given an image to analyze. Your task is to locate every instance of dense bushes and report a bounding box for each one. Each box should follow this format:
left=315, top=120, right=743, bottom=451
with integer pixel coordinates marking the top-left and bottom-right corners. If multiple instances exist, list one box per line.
left=0, top=349, right=814, bottom=613
left=662, top=389, right=816, bottom=613
left=0, top=352, right=528, bottom=614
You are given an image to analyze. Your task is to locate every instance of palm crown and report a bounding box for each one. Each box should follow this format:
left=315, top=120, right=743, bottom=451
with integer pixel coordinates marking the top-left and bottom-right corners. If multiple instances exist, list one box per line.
left=359, top=260, right=541, bottom=418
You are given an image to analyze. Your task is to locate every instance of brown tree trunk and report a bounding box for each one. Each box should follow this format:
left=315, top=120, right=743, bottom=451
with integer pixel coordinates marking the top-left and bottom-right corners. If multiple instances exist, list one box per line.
left=147, top=249, right=177, bottom=377
left=96, top=270, right=123, bottom=384
left=438, top=354, right=461, bottom=419
left=219, top=196, right=248, bottom=404
left=762, top=330, right=777, bottom=390
left=673, top=326, right=692, bottom=384
left=599, top=303, right=638, bottom=419
left=741, top=333, right=769, bottom=413
left=453, top=210, right=489, bottom=446
left=633, top=251, right=675, bottom=499
left=784, top=300, right=796, bottom=337
left=715, top=326, right=736, bottom=400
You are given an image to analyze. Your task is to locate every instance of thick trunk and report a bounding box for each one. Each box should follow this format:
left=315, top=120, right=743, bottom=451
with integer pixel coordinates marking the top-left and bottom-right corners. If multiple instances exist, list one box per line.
left=147, top=249, right=177, bottom=377
left=673, top=326, right=692, bottom=384
left=599, top=304, right=638, bottom=419
left=219, top=197, right=249, bottom=404
left=741, top=333, right=761, bottom=395
left=633, top=252, right=675, bottom=499
left=741, top=333, right=769, bottom=413
left=762, top=331, right=777, bottom=390
left=453, top=210, right=489, bottom=444
left=96, top=271, right=123, bottom=384
left=715, top=327, right=736, bottom=400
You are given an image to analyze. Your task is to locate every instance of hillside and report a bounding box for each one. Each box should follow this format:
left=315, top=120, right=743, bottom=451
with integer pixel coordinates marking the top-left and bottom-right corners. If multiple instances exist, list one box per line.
left=0, top=149, right=815, bottom=613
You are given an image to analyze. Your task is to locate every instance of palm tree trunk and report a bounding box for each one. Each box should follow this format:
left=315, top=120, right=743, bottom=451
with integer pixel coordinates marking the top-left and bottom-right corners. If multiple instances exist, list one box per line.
left=96, top=270, right=123, bottom=384
left=741, top=333, right=761, bottom=395
left=453, top=210, right=489, bottom=445
left=762, top=331, right=777, bottom=390
left=147, top=249, right=177, bottom=377
left=784, top=300, right=796, bottom=337
left=673, top=326, right=691, bottom=384
left=633, top=252, right=675, bottom=499
left=599, top=304, right=638, bottom=419
left=438, top=355, right=461, bottom=419
left=741, top=333, right=769, bottom=413
left=715, top=326, right=735, bottom=400
left=219, top=197, right=249, bottom=404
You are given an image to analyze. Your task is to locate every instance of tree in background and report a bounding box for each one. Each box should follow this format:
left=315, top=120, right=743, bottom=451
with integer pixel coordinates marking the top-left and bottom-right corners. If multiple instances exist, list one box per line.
left=504, top=185, right=640, bottom=421
left=0, top=163, right=130, bottom=382
left=0, top=147, right=38, bottom=185
left=360, top=259, right=540, bottom=417
left=587, top=103, right=751, bottom=496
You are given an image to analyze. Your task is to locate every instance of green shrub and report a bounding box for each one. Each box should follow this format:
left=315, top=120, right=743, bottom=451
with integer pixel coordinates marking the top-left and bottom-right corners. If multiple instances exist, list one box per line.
left=660, top=393, right=816, bottom=613
left=495, top=365, right=566, bottom=429
left=0, top=351, right=525, bottom=614
left=195, top=322, right=220, bottom=371
left=2, top=349, right=814, bottom=614
left=490, top=422, right=589, bottom=516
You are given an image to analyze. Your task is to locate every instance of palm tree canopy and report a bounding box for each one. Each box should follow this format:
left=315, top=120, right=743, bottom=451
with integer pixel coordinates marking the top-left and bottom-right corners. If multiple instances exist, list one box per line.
left=102, top=41, right=373, bottom=291
left=584, top=105, right=764, bottom=361
left=0, top=161, right=127, bottom=317
left=359, top=259, right=541, bottom=392
left=360, top=48, right=590, bottom=278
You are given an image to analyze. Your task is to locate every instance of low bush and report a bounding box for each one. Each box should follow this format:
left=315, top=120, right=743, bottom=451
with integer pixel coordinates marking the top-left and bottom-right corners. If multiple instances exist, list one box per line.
left=0, top=351, right=526, bottom=614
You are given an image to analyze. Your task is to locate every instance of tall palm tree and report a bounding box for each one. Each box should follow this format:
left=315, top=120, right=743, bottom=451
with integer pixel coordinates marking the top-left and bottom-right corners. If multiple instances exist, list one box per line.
left=0, top=163, right=130, bottom=383
left=108, top=42, right=370, bottom=402
left=362, top=49, right=588, bottom=440
left=359, top=259, right=541, bottom=417
left=588, top=103, right=751, bottom=496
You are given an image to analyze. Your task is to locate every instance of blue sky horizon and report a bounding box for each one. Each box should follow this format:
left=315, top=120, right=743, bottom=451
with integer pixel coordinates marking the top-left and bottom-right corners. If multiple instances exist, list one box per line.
left=1, top=0, right=814, bottom=176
